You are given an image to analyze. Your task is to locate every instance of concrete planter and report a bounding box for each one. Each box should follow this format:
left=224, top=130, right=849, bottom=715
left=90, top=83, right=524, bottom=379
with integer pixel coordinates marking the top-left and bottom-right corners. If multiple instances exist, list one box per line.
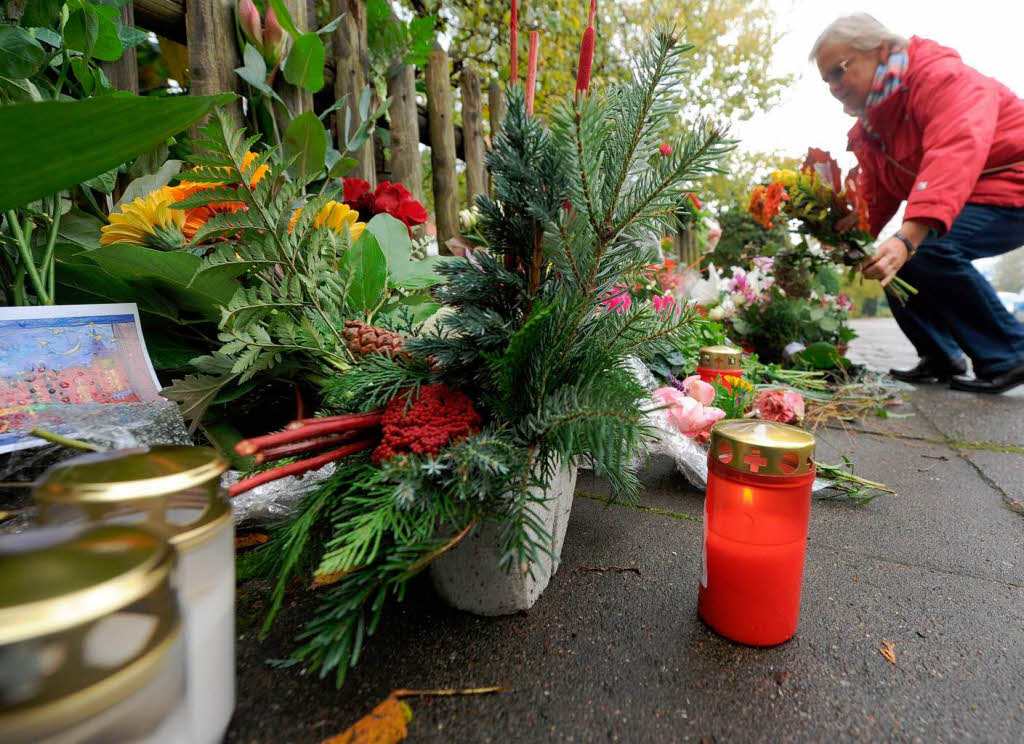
left=430, top=465, right=578, bottom=616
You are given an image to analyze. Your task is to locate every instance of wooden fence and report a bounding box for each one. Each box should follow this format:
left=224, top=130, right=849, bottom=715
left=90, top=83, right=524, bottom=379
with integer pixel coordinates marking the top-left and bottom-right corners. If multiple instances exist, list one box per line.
left=122, top=0, right=490, bottom=254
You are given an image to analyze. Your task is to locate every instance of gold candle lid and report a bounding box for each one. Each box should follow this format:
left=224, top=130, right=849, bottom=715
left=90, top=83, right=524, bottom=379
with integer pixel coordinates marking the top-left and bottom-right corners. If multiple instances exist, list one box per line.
left=0, top=525, right=181, bottom=737
left=34, top=446, right=230, bottom=551
left=699, top=345, right=743, bottom=370
left=709, top=419, right=816, bottom=477
left=0, top=525, right=174, bottom=645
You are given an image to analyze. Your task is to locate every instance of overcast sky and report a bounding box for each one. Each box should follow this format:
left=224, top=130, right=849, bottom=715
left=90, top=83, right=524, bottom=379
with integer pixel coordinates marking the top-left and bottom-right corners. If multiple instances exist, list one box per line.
left=733, top=0, right=1024, bottom=170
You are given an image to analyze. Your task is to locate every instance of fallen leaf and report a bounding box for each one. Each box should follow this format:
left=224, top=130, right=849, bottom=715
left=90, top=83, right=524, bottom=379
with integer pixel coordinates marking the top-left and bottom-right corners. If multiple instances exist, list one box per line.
left=235, top=532, right=269, bottom=550
left=879, top=640, right=896, bottom=664
left=321, top=687, right=505, bottom=744
left=321, top=694, right=412, bottom=744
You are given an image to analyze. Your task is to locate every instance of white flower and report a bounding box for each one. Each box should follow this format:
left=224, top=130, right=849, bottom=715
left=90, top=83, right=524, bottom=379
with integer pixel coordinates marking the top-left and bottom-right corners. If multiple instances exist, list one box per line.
left=708, top=305, right=726, bottom=321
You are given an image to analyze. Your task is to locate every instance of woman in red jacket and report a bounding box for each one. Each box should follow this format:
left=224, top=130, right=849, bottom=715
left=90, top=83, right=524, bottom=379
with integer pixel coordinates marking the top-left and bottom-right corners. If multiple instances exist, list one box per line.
left=812, top=14, right=1024, bottom=393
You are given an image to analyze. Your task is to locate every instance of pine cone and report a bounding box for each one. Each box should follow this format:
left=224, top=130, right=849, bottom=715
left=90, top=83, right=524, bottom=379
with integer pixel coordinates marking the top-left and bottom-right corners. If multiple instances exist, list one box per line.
left=343, top=320, right=409, bottom=360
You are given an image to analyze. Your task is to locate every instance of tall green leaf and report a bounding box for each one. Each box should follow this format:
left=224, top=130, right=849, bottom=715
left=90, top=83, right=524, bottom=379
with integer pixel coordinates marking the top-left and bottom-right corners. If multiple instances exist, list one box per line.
left=345, top=232, right=388, bottom=312
left=0, top=25, right=45, bottom=79
left=283, top=111, right=328, bottom=185
left=283, top=33, right=325, bottom=93
left=0, top=93, right=234, bottom=211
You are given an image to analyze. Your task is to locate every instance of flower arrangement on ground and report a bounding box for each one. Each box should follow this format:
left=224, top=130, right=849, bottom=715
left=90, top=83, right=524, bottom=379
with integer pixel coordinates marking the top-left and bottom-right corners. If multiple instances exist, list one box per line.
left=240, top=28, right=732, bottom=686
left=748, top=148, right=916, bottom=302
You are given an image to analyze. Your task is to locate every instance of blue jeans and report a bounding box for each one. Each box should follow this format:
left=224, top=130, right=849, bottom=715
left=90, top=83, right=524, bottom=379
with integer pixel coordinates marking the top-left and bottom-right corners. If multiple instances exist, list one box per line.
left=891, top=203, right=1024, bottom=378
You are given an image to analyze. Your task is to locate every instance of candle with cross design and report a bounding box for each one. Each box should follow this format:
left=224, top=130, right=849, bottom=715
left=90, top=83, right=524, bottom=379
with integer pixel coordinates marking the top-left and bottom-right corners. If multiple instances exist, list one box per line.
left=698, top=420, right=816, bottom=645
left=696, top=345, right=745, bottom=392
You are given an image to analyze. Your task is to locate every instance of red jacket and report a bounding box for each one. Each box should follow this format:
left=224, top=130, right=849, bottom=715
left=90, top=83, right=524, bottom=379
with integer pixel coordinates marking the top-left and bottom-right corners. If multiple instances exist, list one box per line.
left=848, top=36, right=1024, bottom=237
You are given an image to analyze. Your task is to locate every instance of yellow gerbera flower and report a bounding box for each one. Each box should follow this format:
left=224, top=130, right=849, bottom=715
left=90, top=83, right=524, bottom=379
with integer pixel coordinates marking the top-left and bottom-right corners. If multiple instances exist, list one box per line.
left=770, top=169, right=798, bottom=188
left=289, top=201, right=366, bottom=242
left=100, top=186, right=186, bottom=250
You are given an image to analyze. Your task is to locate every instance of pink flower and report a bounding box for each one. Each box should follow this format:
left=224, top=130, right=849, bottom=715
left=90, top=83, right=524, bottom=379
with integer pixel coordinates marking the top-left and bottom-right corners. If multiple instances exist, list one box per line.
left=679, top=375, right=715, bottom=405
left=600, top=284, right=632, bottom=314
left=660, top=141, right=673, bottom=157
left=752, top=389, right=805, bottom=425
left=238, top=0, right=263, bottom=48
left=654, top=387, right=726, bottom=442
left=651, top=294, right=676, bottom=314
left=262, top=5, right=288, bottom=67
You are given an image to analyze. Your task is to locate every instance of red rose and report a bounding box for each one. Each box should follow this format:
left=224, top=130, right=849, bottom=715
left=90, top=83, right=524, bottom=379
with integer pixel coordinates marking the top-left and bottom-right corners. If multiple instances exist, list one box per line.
left=343, top=178, right=371, bottom=204
left=394, top=198, right=428, bottom=227
left=373, top=181, right=413, bottom=215
left=659, top=141, right=673, bottom=157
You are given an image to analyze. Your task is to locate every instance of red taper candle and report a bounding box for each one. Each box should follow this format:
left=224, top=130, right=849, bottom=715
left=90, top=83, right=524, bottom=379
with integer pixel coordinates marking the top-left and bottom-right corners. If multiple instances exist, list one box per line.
left=575, top=0, right=595, bottom=99
left=510, top=0, right=519, bottom=82
left=526, top=31, right=539, bottom=115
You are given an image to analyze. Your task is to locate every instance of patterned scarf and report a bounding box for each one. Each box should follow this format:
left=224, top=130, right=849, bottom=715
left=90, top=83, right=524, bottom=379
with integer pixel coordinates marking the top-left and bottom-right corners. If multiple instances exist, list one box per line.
left=860, top=48, right=908, bottom=138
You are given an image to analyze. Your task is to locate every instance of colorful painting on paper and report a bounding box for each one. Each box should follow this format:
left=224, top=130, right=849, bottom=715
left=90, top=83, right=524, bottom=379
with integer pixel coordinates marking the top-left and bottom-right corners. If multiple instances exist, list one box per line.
left=0, top=304, right=161, bottom=453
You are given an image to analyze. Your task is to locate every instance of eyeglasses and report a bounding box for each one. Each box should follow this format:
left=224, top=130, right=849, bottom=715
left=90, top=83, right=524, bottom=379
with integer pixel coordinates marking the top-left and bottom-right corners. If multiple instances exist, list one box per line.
left=823, top=58, right=851, bottom=85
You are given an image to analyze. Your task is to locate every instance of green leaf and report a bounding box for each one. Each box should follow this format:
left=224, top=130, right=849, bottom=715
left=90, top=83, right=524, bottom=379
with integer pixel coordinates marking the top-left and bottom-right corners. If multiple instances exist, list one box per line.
left=317, top=13, right=345, bottom=35
left=89, top=5, right=125, bottom=62
left=82, top=167, right=118, bottom=194
left=798, top=341, right=842, bottom=370
left=0, top=25, right=45, bottom=79
left=283, top=111, right=328, bottom=185
left=32, top=27, right=61, bottom=47
left=366, top=213, right=443, bottom=289
left=329, top=156, right=359, bottom=178
left=0, top=93, right=234, bottom=212
left=70, top=57, right=96, bottom=95
left=235, top=43, right=282, bottom=102
left=79, top=244, right=240, bottom=322
left=0, top=75, right=42, bottom=102
left=116, top=159, right=183, bottom=209
left=57, top=211, right=104, bottom=250
left=282, top=33, right=325, bottom=93
left=63, top=7, right=99, bottom=58
left=162, top=373, right=237, bottom=429
left=345, top=232, right=388, bottom=312
left=117, top=24, right=150, bottom=50
left=53, top=244, right=182, bottom=322
left=21, top=0, right=63, bottom=28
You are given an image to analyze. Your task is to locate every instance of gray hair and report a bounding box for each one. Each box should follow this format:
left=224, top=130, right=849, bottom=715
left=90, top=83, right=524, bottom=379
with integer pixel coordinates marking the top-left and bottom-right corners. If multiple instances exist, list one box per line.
left=809, top=13, right=908, bottom=61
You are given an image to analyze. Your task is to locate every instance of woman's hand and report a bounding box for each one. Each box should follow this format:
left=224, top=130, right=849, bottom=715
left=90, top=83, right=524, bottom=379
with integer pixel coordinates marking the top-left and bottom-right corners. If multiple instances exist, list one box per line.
left=861, top=236, right=910, bottom=287
left=861, top=220, right=931, bottom=287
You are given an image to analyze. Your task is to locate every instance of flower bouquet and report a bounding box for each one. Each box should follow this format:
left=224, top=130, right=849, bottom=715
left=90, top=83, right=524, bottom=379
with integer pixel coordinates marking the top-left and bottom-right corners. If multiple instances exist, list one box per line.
left=228, top=25, right=732, bottom=687
left=748, top=148, right=917, bottom=303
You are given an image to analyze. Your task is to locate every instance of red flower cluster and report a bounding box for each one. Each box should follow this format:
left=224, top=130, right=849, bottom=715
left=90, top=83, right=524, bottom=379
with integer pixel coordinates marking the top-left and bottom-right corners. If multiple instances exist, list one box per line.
left=342, top=179, right=429, bottom=232
left=372, top=384, right=482, bottom=463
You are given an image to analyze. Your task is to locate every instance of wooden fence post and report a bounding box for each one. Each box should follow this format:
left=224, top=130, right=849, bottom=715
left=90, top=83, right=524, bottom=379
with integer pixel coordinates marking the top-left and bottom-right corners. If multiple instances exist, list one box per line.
left=103, top=2, right=139, bottom=93
left=487, top=81, right=505, bottom=194
left=460, top=68, right=486, bottom=210
left=275, top=0, right=313, bottom=127
left=426, top=41, right=458, bottom=254
left=332, top=0, right=375, bottom=185
left=387, top=61, right=424, bottom=202
left=185, top=0, right=242, bottom=123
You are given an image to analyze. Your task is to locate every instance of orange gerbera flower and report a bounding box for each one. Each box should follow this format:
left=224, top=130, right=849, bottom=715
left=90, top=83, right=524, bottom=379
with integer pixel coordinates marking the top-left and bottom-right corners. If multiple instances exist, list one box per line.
left=748, top=182, right=790, bottom=229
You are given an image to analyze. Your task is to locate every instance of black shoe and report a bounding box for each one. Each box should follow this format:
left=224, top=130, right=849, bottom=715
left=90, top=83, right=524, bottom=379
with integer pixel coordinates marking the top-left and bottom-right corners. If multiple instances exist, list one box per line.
left=890, top=356, right=967, bottom=383
left=950, top=360, right=1024, bottom=394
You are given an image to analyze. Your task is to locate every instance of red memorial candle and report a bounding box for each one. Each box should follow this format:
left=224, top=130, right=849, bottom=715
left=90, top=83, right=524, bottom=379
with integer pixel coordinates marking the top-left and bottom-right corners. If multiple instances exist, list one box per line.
left=696, top=345, right=744, bottom=392
left=698, top=420, right=816, bottom=646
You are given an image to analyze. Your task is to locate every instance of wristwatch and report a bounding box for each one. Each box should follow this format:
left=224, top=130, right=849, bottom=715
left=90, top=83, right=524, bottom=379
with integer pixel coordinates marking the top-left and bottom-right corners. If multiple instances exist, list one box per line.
left=894, top=231, right=917, bottom=259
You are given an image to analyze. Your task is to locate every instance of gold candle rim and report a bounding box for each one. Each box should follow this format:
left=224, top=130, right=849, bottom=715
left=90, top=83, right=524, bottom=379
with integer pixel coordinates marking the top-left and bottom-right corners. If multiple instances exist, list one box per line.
left=709, top=419, right=816, bottom=477
left=699, top=345, right=744, bottom=370
left=34, top=446, right=231, bottom=550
